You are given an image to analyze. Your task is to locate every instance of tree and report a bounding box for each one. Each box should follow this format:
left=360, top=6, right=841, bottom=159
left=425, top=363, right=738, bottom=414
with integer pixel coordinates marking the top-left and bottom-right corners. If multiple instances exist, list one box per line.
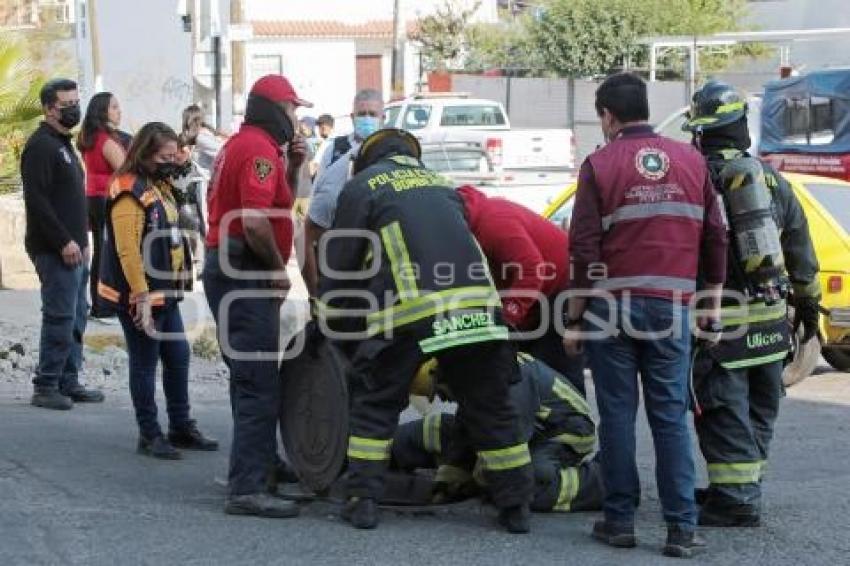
left=532, top=0, right=654, bottom=78
left=463, top=16, right=545, bottom=74
left=531, top=0, right=760, bottom=78
left=0, top=36, right=44, bottom=185
left=412, top=0, right=482, bottom=71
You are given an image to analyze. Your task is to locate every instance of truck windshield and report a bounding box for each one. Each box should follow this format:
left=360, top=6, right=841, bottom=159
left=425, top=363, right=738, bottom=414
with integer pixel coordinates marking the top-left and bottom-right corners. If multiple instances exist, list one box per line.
left=440, top=105, right=506, bottom=127
left=804, top=182, right=850, bottom=234
left=783, top=97, right=836, bottom=146
left=402, top=104, right=432, bottom=130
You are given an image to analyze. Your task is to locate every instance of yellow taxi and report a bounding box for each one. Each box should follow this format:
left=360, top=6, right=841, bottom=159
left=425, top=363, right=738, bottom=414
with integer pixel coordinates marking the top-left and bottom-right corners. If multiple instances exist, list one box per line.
left=542, top=172, right=850, bottom=385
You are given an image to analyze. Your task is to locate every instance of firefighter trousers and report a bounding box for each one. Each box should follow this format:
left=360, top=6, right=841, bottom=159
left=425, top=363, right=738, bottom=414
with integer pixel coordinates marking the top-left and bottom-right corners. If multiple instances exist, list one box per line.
left=346, top=336, right=533, bottom=509
left=391, top=414, right=602, bottom=512
left=693, top=355, right=784, bottom=508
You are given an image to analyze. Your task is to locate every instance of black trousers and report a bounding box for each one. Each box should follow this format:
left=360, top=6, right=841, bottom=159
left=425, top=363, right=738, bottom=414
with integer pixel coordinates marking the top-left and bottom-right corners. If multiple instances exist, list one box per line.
left=347, top=336, right=533, bottom=509
left=87, top=196, right=107, bottom=314
left=391, top=414, right=602, bottom=512
left=693, top=355, right=784, bottom=508
left=203, top=249, right=282, bottom=496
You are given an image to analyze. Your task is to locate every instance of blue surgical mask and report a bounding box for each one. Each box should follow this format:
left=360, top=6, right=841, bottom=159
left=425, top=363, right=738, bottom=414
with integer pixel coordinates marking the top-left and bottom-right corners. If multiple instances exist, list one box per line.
left=353, top=116, right=380, bottom=140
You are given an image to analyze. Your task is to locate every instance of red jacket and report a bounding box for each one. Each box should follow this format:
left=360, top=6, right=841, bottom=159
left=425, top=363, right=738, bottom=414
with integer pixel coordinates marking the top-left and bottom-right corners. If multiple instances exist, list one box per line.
left=458, top=186, right=569, bottom=329
left=570, top=125, right=727, bottom=302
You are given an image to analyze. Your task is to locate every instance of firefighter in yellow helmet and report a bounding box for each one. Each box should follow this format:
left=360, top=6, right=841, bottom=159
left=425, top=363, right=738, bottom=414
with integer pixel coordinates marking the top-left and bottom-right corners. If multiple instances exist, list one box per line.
left=685, top=81, right=820, bottom=527
left=395, top=353, right=604, bottom=513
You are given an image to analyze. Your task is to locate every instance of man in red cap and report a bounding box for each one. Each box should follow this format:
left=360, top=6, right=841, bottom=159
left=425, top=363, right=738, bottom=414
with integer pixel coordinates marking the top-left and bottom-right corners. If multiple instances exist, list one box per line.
left=203, top=74, right=311, bottom=518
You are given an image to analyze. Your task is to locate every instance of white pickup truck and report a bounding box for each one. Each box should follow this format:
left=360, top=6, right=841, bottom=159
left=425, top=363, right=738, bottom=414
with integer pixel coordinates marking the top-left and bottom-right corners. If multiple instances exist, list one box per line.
left=384, top=93, right=576, bottom=171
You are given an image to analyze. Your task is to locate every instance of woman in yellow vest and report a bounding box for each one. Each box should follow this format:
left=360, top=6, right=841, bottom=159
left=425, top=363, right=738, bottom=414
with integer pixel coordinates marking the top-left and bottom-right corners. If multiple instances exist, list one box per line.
left=98, top=122, right=217, bottom=459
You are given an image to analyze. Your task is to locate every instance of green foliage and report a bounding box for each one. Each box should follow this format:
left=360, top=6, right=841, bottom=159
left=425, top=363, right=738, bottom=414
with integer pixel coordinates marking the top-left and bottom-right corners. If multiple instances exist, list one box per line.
left=412, top=0, right=482, bottom=71
left=412, top=0, right=764, bottom=78
left=464, top=16, right=545, bottom=74
left=0, top=36, right=44, bottom=183
left=532, top=0, right=654, bottom=77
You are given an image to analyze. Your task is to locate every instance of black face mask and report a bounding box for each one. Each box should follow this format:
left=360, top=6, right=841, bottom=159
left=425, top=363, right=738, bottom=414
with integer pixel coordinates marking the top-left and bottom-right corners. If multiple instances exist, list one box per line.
left=152, top=162, right=181, bottom=181
left=244, top=95, right=294, bottom=145
left=58, top=104, right=81, bottom=129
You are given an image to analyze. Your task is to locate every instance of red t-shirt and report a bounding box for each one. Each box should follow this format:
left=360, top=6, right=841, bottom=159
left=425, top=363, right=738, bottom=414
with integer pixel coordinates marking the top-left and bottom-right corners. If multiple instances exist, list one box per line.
left=82, top=129, right=117, bottom=197
left=205, top=125, right=294, bottom=262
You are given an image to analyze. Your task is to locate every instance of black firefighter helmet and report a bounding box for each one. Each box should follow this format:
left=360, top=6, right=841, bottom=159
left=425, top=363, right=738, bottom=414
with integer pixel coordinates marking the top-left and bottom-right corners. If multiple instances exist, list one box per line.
left=683, top=80, right=748, bottom=132
left=352, top=128, right=422, bottom=175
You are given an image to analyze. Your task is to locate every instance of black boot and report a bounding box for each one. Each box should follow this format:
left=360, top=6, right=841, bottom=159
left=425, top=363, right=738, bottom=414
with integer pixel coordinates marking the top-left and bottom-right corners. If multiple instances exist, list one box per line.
left=341, top=498, right=379, bottom=529
left=31, top=387, right=73, bottom=410
left=168, top=420, right=218, bottom=451
left=498, top=504, right=531, bottom=534
left=663, top=525, right=707, bottom=558
left=137, top=434, right=182, bottom=460
left=60, top=384, right=105, bottom=403
left=591, top=520, right=637, bottom=548
left=225, top=493, right=300, bottom=518
left=699, top=503, right=760, bottom=527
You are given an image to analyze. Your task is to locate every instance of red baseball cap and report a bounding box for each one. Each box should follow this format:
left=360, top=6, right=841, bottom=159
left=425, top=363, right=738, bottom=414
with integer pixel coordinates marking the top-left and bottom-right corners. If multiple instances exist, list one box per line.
left=250, top=74, right=313, bottom=108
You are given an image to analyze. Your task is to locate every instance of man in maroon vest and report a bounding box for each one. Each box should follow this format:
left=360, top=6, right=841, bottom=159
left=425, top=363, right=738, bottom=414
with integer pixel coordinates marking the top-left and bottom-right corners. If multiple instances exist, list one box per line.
left=563, top=73, right=728, bottom=559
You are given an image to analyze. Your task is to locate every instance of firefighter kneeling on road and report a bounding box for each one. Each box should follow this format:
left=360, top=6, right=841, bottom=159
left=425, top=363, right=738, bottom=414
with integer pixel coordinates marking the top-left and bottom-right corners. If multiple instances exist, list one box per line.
left=316, top=129, right=533, bottom=532
left=685, top=81, right=821, bottom=527
left=394, top=352, right=603, bottom=513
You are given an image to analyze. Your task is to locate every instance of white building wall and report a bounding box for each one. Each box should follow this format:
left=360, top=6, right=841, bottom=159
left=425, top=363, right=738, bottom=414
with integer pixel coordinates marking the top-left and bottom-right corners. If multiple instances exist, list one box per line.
left=91, top=0, right=193, bottom=132
left=244, top=39, right=357, bottom=121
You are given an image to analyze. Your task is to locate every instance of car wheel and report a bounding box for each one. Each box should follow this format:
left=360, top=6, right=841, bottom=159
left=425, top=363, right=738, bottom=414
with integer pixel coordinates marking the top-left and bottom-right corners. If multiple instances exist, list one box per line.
left=783, top=319, right=820, bottom=387
left=822, top=346, right=850, bottom=373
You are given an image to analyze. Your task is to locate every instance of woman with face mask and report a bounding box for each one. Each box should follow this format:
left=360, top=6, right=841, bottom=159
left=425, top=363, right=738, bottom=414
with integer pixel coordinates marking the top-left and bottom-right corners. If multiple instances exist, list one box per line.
left=97, top=122, right=218, bottom=459
left=77, top=92, right=132, bottom=318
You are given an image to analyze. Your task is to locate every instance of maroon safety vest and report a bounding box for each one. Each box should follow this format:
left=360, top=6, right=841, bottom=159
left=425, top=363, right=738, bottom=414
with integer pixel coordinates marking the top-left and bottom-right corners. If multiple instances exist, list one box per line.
left=588, top=128, right=712, bottom=302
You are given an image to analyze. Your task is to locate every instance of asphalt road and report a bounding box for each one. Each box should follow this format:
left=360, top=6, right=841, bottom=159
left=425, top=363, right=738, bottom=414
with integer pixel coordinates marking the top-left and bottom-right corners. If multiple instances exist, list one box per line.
left=1, top=369, right=848, bottom=566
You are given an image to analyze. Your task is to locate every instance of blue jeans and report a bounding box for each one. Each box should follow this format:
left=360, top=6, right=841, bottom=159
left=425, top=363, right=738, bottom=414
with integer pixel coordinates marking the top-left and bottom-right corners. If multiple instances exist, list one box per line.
left=32, top=253, right=88, bottom=392
left=585, top=296, right=696, bottom=529
left=117, top=304, right=191, bottom=439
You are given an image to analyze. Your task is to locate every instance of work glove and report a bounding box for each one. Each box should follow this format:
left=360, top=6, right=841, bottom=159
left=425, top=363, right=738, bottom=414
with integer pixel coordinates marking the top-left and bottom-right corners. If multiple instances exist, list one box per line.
left=432, top=464, right=477, bottom=504
left=792, top=295, right=820, bottom=344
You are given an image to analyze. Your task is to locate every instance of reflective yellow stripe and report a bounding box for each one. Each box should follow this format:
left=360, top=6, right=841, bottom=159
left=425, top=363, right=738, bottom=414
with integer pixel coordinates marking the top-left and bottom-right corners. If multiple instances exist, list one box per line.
left=707, top=461, right=763, bottom=484
left=554, top=467, right=580, bottom=512
left=312, top=299, right=352, bottom=320
left=720, top=352, right=788, bottom=369
left=419, top=325, right=509, bottom=354
left=720, top=301, right=787, bottom=327
left=554, top=433, right=596, bottom=455
left=365, top=286, right=501, bottom=334
left=380, top=221, right=419, bottom=301
left=536, top=405, right=552, bottom=420
left=347, top=436, right=392, bottom=461
left=422, top=413, right=442, bottom=454
left=716, top=101, right=745, bottom=114
left=517, top=352, right=534, bottom=364
left=478, top=443, right=531, bottom=471
left=552, top=377, right=591, bottom=416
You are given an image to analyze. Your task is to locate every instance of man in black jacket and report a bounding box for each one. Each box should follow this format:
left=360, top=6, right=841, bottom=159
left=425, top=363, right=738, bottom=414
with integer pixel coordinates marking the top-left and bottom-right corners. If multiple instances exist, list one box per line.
left=21, top=78, right=104, bottom=410
left=317, top=129, right=533, bottom=533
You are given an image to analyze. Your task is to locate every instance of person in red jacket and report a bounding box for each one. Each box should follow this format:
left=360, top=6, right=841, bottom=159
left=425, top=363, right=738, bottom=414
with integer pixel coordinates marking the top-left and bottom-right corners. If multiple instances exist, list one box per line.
left=77, top=92, right=131, bottom=318
left=457, top=185, right=585, bottom=393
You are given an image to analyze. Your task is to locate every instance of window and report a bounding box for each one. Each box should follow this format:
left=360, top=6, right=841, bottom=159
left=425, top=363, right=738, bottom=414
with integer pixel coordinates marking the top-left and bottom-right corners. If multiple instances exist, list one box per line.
left=384, top=105, right=401, bottom=128
left=439, top=105, right=506, bottom=127
left=803, top=183, right=850, bottom=234
left=251, top=55, right=283, bottom=83
left=402, top=104, right=431, bottom=130
left=783, top=96, right=835, bottom=146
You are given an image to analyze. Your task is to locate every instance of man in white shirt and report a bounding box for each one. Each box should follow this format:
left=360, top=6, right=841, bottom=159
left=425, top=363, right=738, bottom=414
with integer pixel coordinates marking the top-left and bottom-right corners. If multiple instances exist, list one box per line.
left=301, top=89, right=383, bottom=295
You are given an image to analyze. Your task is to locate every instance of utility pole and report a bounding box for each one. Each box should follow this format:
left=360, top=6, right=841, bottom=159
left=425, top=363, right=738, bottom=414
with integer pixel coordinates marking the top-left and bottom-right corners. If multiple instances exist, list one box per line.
left=231, top=0, right=245, bottom=115
left=391, top=0, right=405, bottom=99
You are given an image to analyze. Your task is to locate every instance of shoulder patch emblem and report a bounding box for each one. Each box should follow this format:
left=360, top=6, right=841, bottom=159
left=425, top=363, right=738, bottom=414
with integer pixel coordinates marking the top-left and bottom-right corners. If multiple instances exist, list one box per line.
left=635, top=147, right=670, bottom=181
left=253, top=157, right=274, bottom=183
